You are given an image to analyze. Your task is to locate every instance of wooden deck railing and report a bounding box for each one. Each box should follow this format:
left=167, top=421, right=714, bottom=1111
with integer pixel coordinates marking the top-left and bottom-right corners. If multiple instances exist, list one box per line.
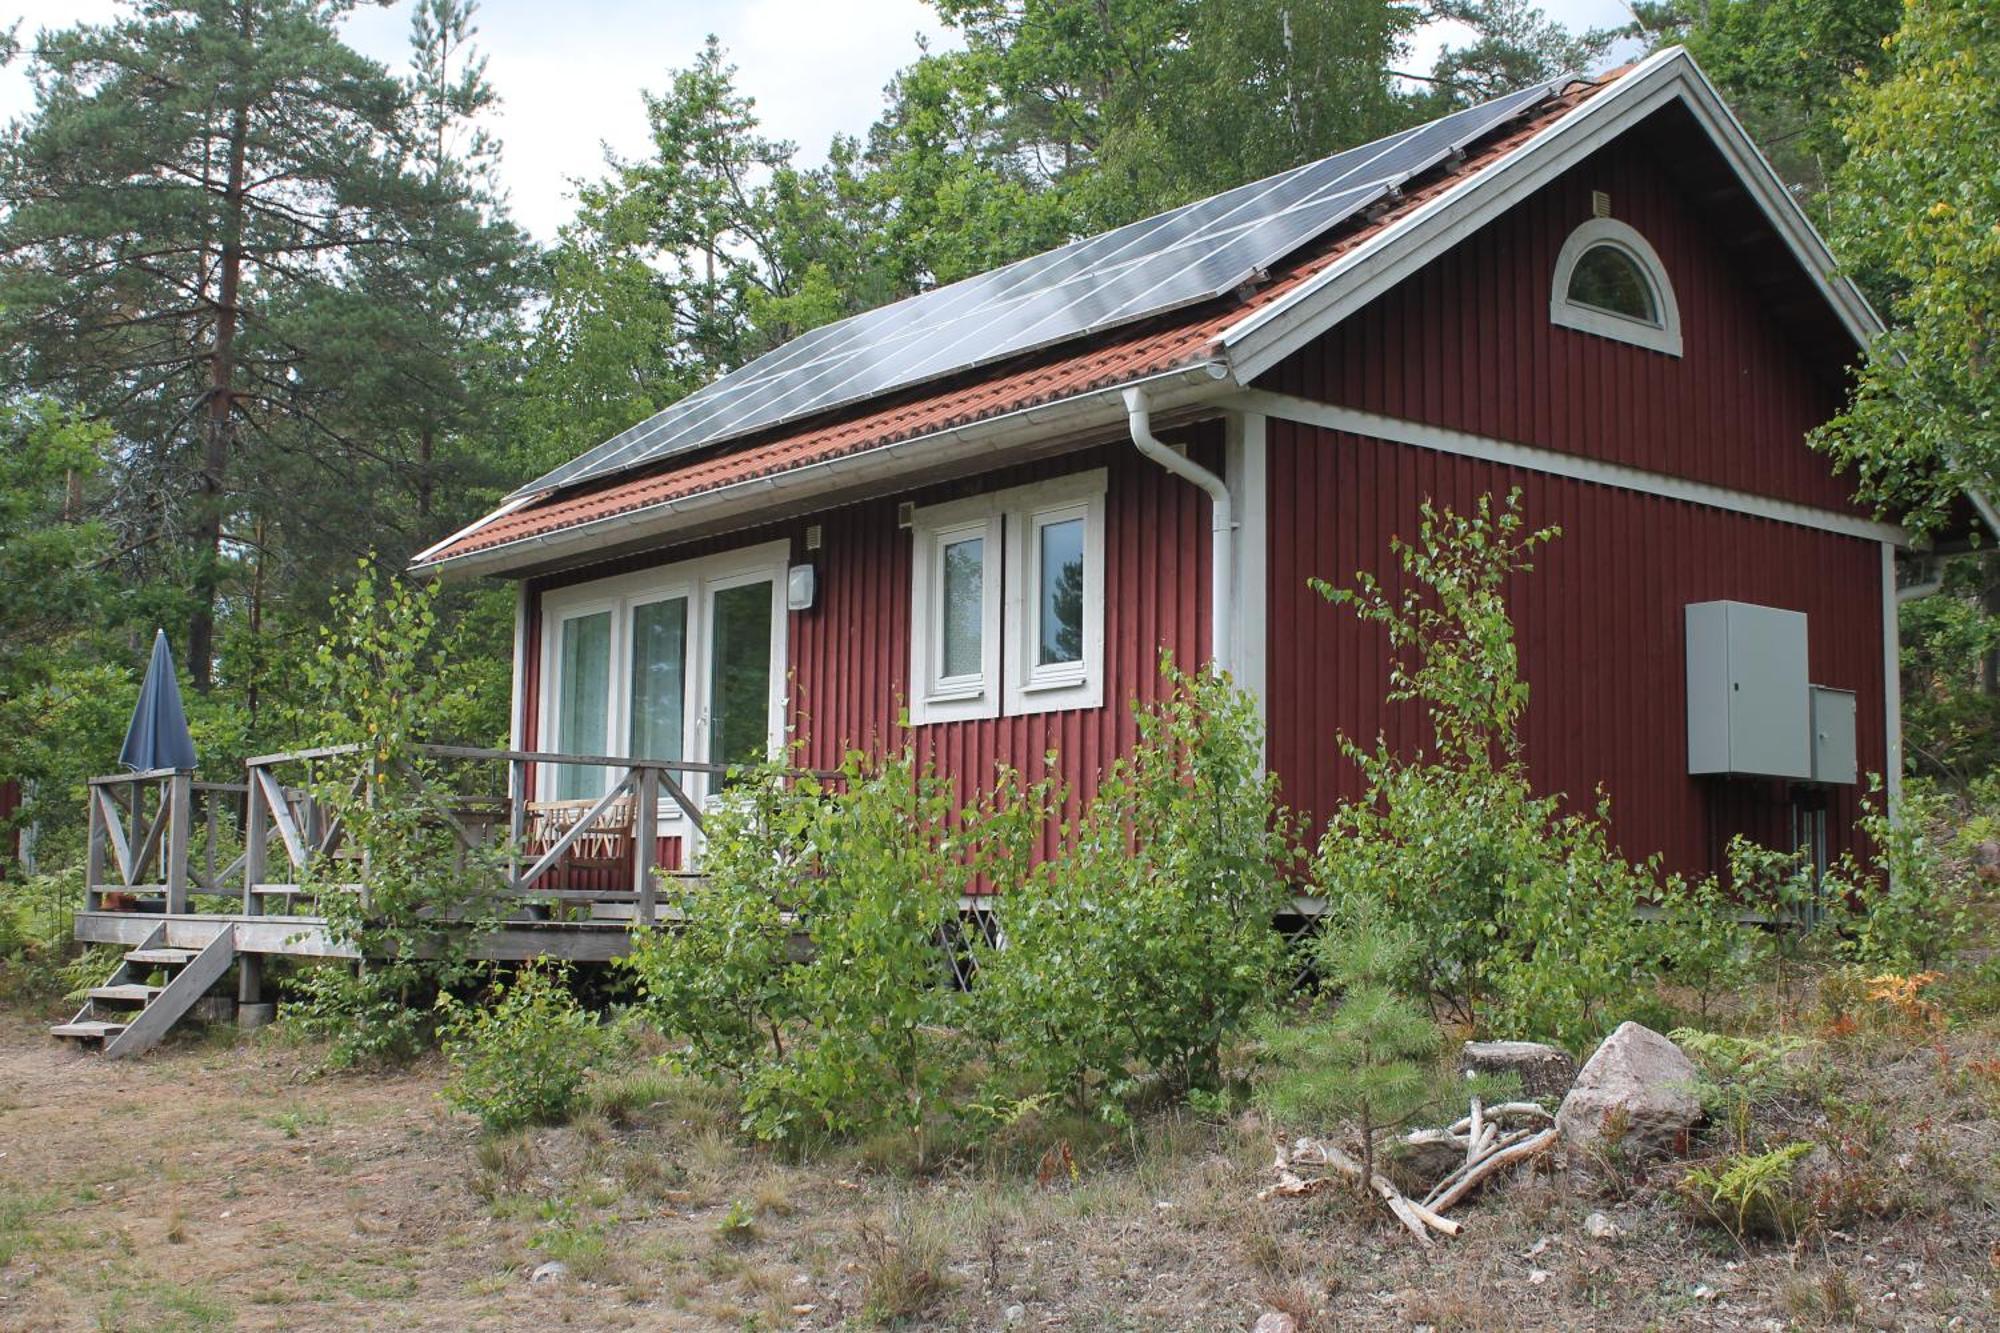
left=85, top=744, right=830, bottom=928
left=85, top=770, right=247, bottom=914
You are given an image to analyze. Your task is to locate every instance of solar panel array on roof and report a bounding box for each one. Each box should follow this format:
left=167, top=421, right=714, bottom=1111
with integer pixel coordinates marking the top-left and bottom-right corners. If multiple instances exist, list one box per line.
left=519, top=78, right=1569, bottom=499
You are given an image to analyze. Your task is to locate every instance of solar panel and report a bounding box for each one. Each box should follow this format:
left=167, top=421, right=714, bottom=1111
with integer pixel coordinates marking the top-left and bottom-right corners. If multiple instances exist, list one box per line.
left=519, top=78, right=1568, bottom=498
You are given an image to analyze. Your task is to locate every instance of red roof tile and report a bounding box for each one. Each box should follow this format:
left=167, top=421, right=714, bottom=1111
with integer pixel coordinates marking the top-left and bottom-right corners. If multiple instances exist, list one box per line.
left=420, top=76, right=1614, bottom=569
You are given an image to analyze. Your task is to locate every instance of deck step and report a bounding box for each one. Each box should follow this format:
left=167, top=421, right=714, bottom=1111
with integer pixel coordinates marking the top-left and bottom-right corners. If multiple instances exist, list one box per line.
left=88, top=983, right=165, bottom=1004
left=124, top=948, right=199, bottom=966
left=51, top=1020, right=128, bottom=1041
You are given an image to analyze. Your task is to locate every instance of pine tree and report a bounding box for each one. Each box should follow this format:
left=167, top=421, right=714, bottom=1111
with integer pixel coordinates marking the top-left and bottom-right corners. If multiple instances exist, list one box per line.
left=0, top=0, right=524, bottom=688
left=1259, top=902, right=1449, bottom=1194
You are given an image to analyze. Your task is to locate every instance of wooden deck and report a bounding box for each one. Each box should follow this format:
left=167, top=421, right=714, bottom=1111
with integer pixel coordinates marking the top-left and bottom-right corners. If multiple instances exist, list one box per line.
left=57, top=742, right=831, bottom=1054
left=73, top=909, right=646, bottom=962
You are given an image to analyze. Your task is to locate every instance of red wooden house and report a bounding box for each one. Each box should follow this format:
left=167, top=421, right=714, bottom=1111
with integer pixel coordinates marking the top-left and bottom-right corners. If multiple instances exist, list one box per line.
left=412, top=48, right=1924, bottom=892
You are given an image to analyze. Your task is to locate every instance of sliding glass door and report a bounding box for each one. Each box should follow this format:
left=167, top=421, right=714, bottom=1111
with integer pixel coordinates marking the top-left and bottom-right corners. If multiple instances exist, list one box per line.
left=552, top=609, right=612, bottom=799
left=538, top=542, right=788, bottom=810
left=704, top=578, right=775, bottom=783
left=629, top=596, right=688, bottom=765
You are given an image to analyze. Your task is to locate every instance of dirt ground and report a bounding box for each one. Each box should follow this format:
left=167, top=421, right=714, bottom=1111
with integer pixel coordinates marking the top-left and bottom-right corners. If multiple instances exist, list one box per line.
left=0, top=1005, right=1995, bottom=1331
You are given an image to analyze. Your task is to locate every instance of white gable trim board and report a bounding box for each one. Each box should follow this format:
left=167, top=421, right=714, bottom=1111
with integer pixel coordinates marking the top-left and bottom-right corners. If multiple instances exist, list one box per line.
left=1216, top=47, right=1883, bottom=385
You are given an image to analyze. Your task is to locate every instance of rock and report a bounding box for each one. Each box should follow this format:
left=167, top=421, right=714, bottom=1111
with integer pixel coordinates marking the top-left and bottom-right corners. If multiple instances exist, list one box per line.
left=1557, top=1022, right=1701, bottom=1160
left=529, top=1260, right=568, bottom=1286
left=1973, top=839, right=2000, bottom=884
left=1459, top=1040, right=1578, bottom=1103
left=1003, top=1306, right=1025, bottom=1325
left=1252, top=1314, right=1298, bottom=1333
left=1583, top=1210, right=1621, bottom=1240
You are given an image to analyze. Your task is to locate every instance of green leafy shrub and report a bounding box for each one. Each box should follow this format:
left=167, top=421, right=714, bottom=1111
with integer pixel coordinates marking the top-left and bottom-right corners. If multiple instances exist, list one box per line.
left=620, top=765, right=813, bottom=1084
left=624, top=746, right=1021, bottom=1164
left=287, top=561, right=511, bottom=1067
left=973, top=663, right=1294, bottom=1109
left=1837, top=779, right=1975, bottom=971
left=1309, top=490, right=1662, bottom=1051
left=1720, top=834, right=1839, bottom=1011
left=0, top=870, right=85, bottom=1004
left=1653, top=865, right=1766, bottom=1023
left=738, top=748, right=978, bottom=1159
left=437, top=963, right=612, bottom=1132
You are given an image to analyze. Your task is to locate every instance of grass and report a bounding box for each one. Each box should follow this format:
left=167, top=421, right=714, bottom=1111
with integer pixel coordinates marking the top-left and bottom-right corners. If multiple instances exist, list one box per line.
left=0, top=1185, right=63, bottom=1268
left=856, top=1203, right=951, bottom=1325
left=260, top=1105, right=332, bottom=1138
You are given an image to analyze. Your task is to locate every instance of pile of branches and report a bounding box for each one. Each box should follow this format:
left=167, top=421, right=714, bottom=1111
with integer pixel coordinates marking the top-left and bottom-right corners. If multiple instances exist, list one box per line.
left=1259, top=1098, right=1559, bottom=1244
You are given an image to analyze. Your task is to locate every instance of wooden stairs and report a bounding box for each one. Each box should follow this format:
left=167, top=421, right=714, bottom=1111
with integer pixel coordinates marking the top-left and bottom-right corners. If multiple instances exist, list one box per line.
left=50, top=925, right=239, bottom=1058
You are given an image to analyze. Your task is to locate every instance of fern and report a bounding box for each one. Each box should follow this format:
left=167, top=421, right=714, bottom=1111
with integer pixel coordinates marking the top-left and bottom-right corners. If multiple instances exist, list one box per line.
left=1681, top=1142, right=1814, bottom=1240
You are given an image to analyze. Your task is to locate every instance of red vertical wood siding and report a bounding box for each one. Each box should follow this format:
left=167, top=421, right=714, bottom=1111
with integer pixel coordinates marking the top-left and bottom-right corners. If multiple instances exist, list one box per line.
left=1259, top=140, right=1861, bottom=516
left=1265, top=423, right=1885, bottom=880
left=523, top=426, right=1220, bottom=875
left=788, top=434, right=1214, bottom=847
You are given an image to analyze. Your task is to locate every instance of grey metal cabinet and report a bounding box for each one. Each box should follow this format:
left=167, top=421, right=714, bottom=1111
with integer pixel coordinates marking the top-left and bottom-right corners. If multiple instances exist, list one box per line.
left=1685, top=600, right=1812, bottom=779
left=1809, top=686, right=1858, bottom=785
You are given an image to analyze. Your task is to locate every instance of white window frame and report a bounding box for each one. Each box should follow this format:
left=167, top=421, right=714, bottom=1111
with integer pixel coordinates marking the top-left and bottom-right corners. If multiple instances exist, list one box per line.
left=907, top=468, right=1107, bottom=725
left=1549, top=217, right=1682, bottom=357
left=1004, top=482, right=1106, bottom=717
left=537, top=539, right=790, bottom=813
left=909, top=505, right=1003, bottom=725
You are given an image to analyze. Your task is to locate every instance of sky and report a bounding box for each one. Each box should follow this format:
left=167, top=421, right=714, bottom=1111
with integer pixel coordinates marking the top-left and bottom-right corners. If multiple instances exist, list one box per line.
left=0, top=0, right=1638, bottom=243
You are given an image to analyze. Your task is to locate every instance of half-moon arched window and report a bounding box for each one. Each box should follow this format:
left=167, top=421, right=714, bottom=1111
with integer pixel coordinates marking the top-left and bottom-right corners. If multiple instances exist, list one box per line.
left=1550, top=218, right=1681, bottom=356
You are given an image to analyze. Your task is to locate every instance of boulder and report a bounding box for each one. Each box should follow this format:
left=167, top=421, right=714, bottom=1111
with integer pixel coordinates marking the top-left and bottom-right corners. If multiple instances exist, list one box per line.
left=1557, top=1022, right=1701, bottom=1160
left=1458, top=1039, right=1577, bottom=1103
left=1252, top=1314, right=1298, bottom=1333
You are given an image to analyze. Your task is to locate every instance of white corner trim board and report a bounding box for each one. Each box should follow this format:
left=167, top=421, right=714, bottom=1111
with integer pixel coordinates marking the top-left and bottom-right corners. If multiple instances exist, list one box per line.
left=1881, top=542, right=1903, bottom=816
left=1224, top=409, right=1270, bottom=740
left=1235, top=389, right=1905, bottom=546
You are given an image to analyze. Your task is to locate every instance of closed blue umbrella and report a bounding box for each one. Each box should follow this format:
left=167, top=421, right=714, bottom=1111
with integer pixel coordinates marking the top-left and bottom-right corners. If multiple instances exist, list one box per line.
left=118, top=629, right=199, bottom=772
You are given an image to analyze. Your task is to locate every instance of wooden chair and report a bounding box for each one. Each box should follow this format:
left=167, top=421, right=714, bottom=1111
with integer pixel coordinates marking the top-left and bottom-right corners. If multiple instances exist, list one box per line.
left=523, top=795, right=637, bottom=881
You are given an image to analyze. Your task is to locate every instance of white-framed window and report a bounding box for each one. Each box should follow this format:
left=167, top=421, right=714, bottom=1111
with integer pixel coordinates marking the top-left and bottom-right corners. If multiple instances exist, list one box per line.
left=909, top=510, right=1003, bottom=723
left=1549, top=217, right=1682, bottom=357
left=537, top=540, right=790, bottom=809
left=909, top=469, right=1106, bottom=724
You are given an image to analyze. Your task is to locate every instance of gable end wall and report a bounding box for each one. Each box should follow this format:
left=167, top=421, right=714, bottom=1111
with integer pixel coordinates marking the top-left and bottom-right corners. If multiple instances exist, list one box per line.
left=1258, top=137, right=1859, bottom=514
left=1254, top=134, right=1887, bottom=879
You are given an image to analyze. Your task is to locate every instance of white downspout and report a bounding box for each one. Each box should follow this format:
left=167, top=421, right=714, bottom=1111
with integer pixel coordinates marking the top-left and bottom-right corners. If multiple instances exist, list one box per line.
left=1124, top=385, right=1232, bottom=672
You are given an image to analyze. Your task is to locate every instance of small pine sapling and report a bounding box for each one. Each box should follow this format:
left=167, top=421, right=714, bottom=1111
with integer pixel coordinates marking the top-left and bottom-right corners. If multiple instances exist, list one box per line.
left=1260, top=902, right=1452, bottom=1194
